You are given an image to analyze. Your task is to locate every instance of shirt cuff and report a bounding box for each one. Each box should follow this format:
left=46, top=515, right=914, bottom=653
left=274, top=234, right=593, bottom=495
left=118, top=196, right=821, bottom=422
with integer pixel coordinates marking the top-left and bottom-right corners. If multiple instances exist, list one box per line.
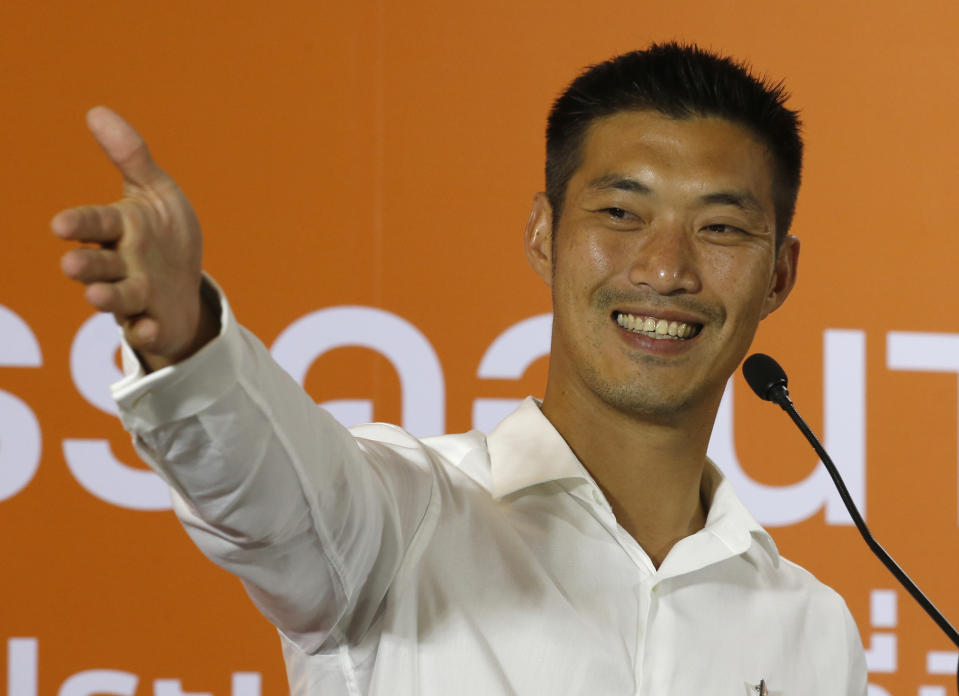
left=110, top=274, right=241, bottom=432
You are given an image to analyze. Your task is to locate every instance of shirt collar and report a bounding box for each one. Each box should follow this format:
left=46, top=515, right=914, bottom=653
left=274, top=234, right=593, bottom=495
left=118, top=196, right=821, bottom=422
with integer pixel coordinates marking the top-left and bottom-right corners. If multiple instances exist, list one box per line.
left=696, top=460, right=780, bottom=567
left=487, top=397, right=591, bottom=499
left=485, top=397, right=780, bottom=567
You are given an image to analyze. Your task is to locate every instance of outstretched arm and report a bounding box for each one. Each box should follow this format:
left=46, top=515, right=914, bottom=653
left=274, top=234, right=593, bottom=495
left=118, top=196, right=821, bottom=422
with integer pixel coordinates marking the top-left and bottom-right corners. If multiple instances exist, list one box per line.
left=53, top=110, right=434, bottom=652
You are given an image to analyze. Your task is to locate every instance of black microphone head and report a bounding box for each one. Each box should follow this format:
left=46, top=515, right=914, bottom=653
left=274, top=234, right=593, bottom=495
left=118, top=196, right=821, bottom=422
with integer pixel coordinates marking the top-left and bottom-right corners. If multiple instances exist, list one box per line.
left=742, top=353, right=789, bottom=403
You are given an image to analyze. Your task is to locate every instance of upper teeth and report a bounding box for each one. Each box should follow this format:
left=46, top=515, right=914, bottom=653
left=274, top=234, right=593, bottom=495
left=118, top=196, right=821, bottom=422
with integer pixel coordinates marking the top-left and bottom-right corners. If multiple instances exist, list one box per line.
left=615, top=312, right=697, bottom=339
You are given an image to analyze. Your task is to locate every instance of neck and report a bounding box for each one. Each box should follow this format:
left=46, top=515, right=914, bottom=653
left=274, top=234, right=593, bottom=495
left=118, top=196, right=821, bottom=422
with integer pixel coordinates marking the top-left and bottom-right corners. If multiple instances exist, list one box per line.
left=540, top=378, right=720, bottom=569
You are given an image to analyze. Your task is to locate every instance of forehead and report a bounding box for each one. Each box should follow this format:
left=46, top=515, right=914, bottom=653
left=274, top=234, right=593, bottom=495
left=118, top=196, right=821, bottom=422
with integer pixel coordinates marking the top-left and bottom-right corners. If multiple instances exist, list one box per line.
left=572, top=110, right=777, bottom=207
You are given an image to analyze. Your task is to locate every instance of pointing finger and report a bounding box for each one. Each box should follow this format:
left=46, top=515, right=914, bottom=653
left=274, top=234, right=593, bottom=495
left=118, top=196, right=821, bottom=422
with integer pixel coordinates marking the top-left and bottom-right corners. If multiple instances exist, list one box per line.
left=61, top=247, right=126, bottom=284
left=85, top=106, right=169, bottom=189
left=51, top=205, right=124, bottom=243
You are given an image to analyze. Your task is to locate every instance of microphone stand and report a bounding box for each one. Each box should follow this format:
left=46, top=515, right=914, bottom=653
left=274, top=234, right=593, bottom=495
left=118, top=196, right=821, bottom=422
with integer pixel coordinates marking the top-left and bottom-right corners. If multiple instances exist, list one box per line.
left=763, top=375, right=959, bottom=692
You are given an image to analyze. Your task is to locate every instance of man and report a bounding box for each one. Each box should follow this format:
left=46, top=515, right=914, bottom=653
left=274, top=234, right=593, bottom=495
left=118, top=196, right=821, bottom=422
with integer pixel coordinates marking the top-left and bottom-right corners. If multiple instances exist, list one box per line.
left=53, top=43, right=867, bottom=694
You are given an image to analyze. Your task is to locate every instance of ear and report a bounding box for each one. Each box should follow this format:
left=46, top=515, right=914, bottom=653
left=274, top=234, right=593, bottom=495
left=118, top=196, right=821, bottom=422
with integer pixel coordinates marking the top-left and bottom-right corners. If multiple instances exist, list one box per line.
left=524, top=192, right=554, bottom=287
left=761, top=234, right=800, bottom=319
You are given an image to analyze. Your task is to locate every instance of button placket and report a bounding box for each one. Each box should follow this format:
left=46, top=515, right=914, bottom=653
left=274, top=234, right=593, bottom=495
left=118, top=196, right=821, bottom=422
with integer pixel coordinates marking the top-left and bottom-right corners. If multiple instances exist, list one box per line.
left=633, top=575, right=661, bottom=695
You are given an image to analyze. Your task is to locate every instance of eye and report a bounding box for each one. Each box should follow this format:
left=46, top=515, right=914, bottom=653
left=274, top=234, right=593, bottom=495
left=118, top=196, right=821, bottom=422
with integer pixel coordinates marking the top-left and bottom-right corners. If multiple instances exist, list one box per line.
left=703, top=223, right=747, bottom=235
left=588, top=205, right=644, bottom=229
left=603, top=207, right=630, bottom=219
left=597, top=207, right=642, bottom=223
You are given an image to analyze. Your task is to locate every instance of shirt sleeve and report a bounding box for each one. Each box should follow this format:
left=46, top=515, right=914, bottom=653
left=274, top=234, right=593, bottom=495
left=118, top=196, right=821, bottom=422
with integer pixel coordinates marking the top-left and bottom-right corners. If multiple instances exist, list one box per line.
left=110, top=280, right=434, bottom=653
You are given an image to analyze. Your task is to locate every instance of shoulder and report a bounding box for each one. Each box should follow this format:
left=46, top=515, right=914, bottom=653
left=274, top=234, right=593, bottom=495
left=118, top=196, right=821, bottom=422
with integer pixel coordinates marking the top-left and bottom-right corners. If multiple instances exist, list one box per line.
left=347, top=423, right=494, bottom=491
left=740, top=538, right=856, bottom=618
left=768, top=551, right=850, bottom=608
left=762, top=550, right=865, bottom=654
left=749, top=549, right=867, bottom=692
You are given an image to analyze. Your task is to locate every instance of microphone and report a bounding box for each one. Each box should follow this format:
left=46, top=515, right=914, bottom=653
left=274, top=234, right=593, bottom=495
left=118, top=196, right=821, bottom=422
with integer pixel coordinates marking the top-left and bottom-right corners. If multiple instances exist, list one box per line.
left=742, top=353, right=959, bottom=691
left=742, top=353, right=790, bottom=408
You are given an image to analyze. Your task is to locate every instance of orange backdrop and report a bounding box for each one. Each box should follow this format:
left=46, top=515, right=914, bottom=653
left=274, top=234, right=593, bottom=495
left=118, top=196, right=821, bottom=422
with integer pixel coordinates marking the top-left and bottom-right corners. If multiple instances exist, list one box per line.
left=2, top=1, right=958, bottom=694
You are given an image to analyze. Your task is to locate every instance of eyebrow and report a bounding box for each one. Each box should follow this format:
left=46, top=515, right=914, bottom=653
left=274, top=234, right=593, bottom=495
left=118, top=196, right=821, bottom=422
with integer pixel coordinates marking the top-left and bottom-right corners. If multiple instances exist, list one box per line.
left=585, top=174, right=765, bottom=214
left=698, top=190, right=765, bottom=214
left=585, top=174, right=652, bottom=194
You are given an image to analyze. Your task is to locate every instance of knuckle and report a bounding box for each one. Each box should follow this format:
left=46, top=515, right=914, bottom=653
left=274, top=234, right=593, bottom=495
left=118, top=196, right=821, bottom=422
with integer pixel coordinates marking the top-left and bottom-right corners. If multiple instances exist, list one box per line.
left=118, top=279, right=146, bottom=316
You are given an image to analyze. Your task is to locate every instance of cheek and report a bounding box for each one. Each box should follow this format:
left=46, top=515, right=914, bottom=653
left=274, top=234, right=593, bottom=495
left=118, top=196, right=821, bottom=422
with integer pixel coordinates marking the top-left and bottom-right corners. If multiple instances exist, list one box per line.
left=555, top=231, right=621, bottom=292
left=705, top=251, right=774, bottom=319
left=700, top=246, right=744, bottom=282
left=559, top=230, right=625, bottom=283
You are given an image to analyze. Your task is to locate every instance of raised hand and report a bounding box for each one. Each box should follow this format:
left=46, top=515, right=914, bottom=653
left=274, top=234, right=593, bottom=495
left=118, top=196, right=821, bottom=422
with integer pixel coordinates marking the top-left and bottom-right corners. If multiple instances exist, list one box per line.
left=52, top=107, right=217, bottom=372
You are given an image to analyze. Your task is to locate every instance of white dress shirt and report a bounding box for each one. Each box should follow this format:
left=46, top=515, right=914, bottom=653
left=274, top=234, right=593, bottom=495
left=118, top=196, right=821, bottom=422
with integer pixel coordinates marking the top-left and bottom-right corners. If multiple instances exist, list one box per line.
left=113, top=289, right=867, bottom=695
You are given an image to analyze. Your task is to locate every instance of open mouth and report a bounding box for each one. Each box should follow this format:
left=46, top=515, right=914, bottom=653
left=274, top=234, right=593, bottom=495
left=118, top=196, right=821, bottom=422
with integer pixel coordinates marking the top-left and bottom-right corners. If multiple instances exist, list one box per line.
left=613, top=311, right=703, bottom=340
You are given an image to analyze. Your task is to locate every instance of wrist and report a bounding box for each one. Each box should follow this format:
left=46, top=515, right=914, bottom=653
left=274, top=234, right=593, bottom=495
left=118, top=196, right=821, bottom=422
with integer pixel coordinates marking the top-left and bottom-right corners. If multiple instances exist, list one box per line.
left=138, top=278, right=222, bottom=373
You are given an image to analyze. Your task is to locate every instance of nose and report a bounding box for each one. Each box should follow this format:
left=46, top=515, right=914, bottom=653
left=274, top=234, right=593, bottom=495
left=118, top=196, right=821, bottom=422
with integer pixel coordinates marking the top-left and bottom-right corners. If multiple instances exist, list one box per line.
left=627, top=223, right=701, bottom=295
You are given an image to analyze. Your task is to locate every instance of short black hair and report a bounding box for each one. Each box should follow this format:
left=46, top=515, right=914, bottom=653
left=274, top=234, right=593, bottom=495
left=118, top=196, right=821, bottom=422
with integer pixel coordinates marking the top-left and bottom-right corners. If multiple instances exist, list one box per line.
left=545, top=43, right=803, bottom=244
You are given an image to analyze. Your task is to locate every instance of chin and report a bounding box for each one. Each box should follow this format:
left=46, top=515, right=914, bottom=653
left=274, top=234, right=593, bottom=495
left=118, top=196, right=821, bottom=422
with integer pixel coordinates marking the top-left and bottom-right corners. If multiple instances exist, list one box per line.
left=587, top=372, right=700, bottom=421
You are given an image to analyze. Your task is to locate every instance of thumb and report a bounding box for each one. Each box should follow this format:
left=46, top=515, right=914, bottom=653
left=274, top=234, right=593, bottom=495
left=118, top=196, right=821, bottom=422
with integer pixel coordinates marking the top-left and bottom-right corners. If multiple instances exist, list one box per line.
left=86, top=106, right=168, bottom=188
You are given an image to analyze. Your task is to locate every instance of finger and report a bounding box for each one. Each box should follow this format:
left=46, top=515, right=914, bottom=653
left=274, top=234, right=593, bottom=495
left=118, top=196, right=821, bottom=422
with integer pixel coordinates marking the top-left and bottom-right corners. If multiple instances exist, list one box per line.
left=85, top=106, right=169, bottom=189
left=84, top=276, right=147, bottom=317
left=51, top=205, right=124, bottom=243
left=124, top=316, right=161, bottom=352
left=60, top=247, right=126, bottom=283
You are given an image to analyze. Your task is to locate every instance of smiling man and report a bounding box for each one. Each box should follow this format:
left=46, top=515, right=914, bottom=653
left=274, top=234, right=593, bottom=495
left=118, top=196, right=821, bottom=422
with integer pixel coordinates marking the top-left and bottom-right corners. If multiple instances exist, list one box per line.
left=528, top=104, right=799, bottom=568
left=54, top=43, right=866, bottom=695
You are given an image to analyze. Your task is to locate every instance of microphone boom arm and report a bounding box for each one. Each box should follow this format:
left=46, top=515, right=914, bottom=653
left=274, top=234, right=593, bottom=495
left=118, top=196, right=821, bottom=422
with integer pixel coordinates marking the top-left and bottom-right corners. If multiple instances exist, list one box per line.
left=774, top=389, right=959, bottom=649
left=743, top=352, right=959, bottom=693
